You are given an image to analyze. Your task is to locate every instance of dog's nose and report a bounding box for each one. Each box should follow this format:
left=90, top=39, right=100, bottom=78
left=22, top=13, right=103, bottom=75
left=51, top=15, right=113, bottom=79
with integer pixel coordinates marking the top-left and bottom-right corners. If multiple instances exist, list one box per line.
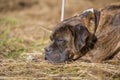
left=45, top=56, right=47, bottom=60
left=44, top=47, right=52, bottom=52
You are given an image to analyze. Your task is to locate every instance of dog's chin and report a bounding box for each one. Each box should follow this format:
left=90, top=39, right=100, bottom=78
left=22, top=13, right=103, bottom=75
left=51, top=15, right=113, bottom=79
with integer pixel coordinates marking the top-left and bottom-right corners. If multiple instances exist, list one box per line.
left=45, top=52, right=67, bottom=64
left=45, top=57, right=67, bottom=64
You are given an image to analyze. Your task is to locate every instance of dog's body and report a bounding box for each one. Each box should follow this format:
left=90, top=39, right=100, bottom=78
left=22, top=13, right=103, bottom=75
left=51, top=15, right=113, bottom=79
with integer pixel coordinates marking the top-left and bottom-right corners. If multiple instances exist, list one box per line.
left=45, top=3, right=120, bottom=63
left=80, top=4, right=120, bottom=62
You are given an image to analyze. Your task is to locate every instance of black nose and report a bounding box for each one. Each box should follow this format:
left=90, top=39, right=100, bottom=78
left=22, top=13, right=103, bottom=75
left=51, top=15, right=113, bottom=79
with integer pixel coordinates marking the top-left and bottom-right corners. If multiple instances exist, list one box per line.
left=45, top=56, right=47, bottom=60
left=44, top=47, right=52, bottom=52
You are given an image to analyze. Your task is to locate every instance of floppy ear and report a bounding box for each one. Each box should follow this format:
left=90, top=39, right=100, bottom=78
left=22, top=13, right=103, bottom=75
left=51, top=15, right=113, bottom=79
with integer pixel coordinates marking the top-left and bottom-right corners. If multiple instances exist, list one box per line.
left=74, top=24, right=90, bottom=51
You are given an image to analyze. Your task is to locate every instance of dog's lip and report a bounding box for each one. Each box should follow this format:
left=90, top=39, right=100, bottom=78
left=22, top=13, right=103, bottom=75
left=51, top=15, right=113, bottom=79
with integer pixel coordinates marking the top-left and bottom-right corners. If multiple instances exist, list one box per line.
left=45, top=57, right=64, bottom=64
left=45, top=53, right=67, bottom=63
left=45, top=54, right=55, bottom=63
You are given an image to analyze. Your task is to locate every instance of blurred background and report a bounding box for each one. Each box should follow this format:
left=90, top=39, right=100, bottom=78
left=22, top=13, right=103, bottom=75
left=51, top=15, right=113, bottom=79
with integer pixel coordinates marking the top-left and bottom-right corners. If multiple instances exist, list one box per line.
left=0, top=0, right=120, bottom=58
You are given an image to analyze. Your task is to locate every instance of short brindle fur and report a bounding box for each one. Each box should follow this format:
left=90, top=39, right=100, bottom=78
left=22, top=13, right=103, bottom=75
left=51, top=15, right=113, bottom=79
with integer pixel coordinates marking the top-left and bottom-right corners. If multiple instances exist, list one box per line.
left=44, top=3, right=120, bottom=63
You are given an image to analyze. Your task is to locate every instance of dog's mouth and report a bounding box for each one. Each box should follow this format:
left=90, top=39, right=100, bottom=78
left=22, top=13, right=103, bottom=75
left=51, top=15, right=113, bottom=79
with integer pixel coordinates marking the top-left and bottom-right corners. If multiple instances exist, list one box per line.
left=44, top=51, right=69, bottom=63
left=44, top=51, right=82, bottom=63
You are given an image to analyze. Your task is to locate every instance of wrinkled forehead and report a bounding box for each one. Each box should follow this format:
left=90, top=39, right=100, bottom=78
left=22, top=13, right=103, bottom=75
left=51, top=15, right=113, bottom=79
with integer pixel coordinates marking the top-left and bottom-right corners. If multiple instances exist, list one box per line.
left=50, top=18, right=84, bottom=40
left=50, top=29, right=70, bottom=41
left=50, top=25, right=73, bottom=40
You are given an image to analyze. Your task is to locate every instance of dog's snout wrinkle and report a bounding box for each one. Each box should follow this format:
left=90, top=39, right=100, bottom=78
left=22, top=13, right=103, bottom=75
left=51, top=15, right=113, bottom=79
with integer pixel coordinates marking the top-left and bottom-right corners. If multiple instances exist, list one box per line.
left=44, top=47, right=52, bottom=52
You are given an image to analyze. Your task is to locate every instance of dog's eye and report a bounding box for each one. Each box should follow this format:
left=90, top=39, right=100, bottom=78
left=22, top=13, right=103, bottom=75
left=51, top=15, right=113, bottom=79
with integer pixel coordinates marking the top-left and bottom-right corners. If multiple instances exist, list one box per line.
left=56, top=39, right=65, bottom=43
left=57, top=39, right=64, bottom=42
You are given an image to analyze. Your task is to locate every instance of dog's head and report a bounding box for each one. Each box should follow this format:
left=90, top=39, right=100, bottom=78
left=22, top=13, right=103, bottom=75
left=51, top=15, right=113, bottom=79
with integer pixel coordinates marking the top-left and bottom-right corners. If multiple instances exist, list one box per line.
left=44, top=9, right=100, bottom=63
left=45, top=22, right=90, bottom=63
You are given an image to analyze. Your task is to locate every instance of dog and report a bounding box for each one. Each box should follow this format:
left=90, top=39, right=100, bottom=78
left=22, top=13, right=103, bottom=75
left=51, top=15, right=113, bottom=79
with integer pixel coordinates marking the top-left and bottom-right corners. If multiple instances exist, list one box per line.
left=44, top=3, right=120, bottom=63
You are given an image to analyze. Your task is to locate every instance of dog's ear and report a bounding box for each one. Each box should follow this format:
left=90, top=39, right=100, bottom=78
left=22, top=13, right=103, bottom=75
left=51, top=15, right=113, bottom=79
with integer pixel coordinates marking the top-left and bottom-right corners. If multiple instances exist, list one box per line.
left=74, top=24, right=90, bottom=51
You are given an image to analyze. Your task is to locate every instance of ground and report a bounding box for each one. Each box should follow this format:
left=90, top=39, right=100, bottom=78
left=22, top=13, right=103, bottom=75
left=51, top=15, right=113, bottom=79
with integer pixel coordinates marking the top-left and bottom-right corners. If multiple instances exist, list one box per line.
left=0, top=58, right=120, bottom=80
left=0, top=0, right=120, bottom=80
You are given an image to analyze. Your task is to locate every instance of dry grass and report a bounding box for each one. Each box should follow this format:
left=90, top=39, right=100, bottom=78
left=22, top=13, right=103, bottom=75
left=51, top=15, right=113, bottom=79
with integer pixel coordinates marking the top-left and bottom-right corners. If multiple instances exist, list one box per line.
left=0, top=0, right=120, bottom=79
left=0, top=58, right=120, bottom=80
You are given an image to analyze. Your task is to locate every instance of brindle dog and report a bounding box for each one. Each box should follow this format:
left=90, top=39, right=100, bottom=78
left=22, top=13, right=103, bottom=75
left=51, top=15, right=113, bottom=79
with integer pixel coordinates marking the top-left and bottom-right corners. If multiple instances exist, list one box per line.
left=44, top=3, right=120, bottom=63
